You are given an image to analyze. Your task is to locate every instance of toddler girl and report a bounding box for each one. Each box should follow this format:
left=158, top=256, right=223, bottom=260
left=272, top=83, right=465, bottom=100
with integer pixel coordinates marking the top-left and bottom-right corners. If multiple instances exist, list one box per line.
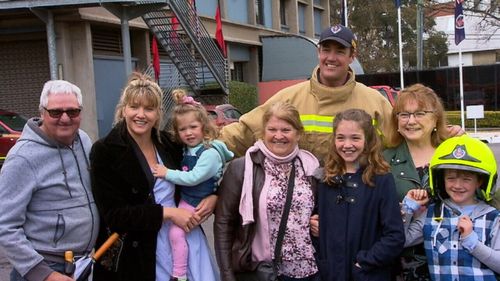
left=153, top=89, right=233, bottom=281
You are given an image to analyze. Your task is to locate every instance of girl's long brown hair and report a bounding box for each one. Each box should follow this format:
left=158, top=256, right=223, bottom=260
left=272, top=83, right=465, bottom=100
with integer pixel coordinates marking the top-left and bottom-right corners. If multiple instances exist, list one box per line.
left=323, top=109, right=390, bottom=187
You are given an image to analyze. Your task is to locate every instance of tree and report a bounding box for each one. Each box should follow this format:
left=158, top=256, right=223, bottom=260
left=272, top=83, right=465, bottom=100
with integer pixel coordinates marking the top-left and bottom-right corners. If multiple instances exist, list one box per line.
left=427, top=0, right=499, bottom=40
left=328, top=0, right=449, bottom=73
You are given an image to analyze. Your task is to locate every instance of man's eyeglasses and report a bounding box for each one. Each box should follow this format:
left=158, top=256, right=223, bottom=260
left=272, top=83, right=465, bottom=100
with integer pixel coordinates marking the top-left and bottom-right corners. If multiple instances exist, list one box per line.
left=397, top=111, right=434, bottom=121
left=43, top=107, right=81, bottom=118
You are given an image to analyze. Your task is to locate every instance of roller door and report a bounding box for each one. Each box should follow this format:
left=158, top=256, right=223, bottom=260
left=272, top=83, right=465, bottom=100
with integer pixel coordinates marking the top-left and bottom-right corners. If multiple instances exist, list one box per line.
left=0, top=40, right=50, bottom=118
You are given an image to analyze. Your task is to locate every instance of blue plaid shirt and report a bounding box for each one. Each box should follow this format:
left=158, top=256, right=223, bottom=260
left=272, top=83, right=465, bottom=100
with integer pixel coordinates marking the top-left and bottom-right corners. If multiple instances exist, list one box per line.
left=422, top=201, right=500, bottom=280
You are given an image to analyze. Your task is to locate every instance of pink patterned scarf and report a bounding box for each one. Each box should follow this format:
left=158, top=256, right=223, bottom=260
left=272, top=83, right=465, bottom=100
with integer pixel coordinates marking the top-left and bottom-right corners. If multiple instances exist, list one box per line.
left=239, top=140, right=319, bottom=225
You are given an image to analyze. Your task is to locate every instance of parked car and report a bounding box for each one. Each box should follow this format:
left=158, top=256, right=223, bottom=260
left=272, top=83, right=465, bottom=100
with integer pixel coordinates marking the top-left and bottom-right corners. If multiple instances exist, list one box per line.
left=369, top=85, right=400, bottom=106
left=0, top=109, right=27, bottom=166
left=203, top=104, right=242, bottom=127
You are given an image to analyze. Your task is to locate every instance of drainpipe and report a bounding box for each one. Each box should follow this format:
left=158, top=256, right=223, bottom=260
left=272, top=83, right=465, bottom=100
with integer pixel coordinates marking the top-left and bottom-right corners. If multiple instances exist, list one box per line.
left=32, top=9, right=58, bottom=80
left=120, top=9, right=133, bottom=76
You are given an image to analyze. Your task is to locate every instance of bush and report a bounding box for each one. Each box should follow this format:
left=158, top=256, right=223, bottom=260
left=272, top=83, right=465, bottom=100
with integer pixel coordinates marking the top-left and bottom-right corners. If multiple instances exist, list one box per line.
left=446, top=111, right=500, bottom=129
left=228, top=81, right=258, bottom=114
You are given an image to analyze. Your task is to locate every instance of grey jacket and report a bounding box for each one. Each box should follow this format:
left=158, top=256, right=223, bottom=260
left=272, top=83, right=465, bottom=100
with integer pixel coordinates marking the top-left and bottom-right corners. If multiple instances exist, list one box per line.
left=0, top=118, right=99, bottom=281
left=404, top=199, right=500, bottom=273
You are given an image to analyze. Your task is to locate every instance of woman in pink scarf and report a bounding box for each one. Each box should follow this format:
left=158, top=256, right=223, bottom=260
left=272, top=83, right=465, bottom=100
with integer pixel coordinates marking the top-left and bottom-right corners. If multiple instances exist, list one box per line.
left=214, top=101, right=320, bottom=281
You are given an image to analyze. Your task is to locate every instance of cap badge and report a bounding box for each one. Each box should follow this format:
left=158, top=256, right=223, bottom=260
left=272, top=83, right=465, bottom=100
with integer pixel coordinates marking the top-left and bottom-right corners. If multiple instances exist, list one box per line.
left=331, top=25, right=342, bottom=34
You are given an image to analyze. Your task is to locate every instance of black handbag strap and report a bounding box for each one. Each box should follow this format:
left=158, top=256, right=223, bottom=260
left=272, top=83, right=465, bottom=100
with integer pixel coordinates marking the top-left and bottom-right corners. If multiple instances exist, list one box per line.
left=273, top=159, right=296, bottom=264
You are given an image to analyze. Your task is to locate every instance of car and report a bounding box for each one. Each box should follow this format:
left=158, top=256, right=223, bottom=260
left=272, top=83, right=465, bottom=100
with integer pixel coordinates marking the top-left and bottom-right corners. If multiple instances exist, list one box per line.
left=203, top=104, right=242, bottom=127
left=369, top=85, right=400, bottom=106
left=0, top=109, right=27, bottom=166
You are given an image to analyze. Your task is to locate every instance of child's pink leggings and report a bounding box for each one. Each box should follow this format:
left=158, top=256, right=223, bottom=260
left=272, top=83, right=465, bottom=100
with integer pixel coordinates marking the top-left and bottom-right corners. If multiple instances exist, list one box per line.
left=169, top=199, right=195, bottom=278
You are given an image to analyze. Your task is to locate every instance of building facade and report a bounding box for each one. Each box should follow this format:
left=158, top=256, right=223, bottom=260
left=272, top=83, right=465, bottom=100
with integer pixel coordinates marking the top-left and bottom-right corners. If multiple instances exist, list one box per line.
left=0, top=0, right=331, bottom=139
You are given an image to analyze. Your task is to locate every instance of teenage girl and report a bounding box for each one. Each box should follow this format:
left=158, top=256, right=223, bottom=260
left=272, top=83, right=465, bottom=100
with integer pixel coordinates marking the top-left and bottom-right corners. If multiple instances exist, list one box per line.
left=152, top=89, right=233, bottom=281
left=315, top=108, right=405, bottom=281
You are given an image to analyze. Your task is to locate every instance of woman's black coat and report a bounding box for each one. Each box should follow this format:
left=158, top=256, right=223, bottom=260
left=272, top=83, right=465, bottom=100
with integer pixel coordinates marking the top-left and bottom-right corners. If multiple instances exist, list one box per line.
left=90, top=122, right=182, bottom=281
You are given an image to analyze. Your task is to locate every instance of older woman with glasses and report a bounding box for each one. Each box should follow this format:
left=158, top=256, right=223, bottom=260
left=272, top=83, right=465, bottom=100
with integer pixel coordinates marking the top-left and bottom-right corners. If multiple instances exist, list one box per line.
left=383, top=83, right=450, bottom=281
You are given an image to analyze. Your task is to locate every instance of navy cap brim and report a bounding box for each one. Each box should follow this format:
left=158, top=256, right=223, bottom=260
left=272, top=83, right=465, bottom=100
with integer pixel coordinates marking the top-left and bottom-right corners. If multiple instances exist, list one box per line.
left=318, top=36, right=351, bottom=48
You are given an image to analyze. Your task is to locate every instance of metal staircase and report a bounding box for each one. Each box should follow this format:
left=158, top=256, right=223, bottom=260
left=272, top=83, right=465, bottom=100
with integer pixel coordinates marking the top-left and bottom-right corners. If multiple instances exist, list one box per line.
left=141, top=0, right=229, bottom=98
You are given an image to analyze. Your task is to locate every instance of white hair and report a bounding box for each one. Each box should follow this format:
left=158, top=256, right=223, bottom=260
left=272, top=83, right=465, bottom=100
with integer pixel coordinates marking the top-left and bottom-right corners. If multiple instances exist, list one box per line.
left=39, top=80, right=83, bottom=111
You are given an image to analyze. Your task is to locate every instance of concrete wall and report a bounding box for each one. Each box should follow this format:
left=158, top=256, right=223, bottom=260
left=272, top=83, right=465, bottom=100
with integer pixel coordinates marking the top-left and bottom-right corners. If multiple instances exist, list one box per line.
left=56, top=21, right=99, bottom=141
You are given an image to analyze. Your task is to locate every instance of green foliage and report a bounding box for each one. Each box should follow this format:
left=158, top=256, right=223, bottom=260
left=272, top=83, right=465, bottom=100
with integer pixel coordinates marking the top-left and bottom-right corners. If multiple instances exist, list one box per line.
left=331, top=0, right=448, bottom=73
left=228, top=81, right=258, bottom=114
left=446, top=111, right=500, bottom=129
left=423, top=30, right=448, bottom=68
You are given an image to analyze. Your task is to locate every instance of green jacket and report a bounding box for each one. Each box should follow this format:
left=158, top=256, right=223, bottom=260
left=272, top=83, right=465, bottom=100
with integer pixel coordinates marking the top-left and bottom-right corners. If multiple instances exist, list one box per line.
left=383, top=142, right=430, bottom=201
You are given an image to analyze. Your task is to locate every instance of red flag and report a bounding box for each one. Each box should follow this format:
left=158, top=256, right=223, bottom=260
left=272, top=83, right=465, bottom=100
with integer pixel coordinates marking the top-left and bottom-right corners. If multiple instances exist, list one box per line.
left=171, top=15, right=179, bottom=32
left=215, top=2, right=226, bottom=57
left=152, top=36, right=160, bottom=81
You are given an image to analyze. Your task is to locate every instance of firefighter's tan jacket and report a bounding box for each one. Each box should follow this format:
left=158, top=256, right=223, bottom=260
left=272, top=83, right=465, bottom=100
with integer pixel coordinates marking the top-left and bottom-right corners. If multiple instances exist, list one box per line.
left=220, top=66, right=393, bottom=162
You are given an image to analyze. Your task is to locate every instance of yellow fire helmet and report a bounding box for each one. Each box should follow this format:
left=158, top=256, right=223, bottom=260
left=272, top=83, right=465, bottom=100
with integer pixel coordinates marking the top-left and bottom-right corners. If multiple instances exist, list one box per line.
left=429, top=135, right=498, bottom=201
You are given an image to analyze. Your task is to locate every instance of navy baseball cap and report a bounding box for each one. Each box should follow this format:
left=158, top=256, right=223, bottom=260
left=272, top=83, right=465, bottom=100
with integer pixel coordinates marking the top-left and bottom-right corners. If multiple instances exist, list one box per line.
left=319, top=24, right=357, bottom=50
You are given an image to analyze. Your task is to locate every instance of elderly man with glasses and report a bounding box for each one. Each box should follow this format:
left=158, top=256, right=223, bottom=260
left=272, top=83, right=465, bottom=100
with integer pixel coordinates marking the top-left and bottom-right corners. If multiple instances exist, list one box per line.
left=0, top=80, right=99, bottom=281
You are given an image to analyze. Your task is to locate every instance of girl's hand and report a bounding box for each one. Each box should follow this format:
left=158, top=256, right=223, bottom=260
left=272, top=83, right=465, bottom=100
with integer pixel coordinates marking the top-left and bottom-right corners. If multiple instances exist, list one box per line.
left=194, top=195, right=217, bottom=224
left=406, top=189, right=429, bottom=206
left=457, top=215, right=473, bottom=237
left=152, top=164, right=168, bottom=178
left=163, top=207, right=201, bottom=232
left=310, top=214, right=319, bottom=237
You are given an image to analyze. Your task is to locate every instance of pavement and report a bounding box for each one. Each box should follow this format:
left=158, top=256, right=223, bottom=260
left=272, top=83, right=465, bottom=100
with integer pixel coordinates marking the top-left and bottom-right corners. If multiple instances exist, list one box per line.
left=0, top=217, right=216, bottom=281
left=468, top=131, right=500, bottom=143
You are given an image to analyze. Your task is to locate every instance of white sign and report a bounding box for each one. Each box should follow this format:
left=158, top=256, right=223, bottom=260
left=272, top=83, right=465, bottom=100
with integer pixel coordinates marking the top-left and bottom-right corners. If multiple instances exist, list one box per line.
left=466, top=105, right=484, bottom=119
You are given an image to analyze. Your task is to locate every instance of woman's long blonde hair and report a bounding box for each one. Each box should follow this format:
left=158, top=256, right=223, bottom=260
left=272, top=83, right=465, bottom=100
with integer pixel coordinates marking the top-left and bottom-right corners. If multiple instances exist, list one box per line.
left=113, top=72, right=164, bottom=141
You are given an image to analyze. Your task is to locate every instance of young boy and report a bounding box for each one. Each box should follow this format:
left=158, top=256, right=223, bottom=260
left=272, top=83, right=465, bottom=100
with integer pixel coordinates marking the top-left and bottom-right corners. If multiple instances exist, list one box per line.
left=403, top=135, right=500, bottom=280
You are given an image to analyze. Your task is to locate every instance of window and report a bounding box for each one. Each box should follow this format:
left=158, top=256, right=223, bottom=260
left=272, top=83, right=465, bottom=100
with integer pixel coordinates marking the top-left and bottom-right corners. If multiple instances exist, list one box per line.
left=280, top=0, right=287, bottom=26
left=231, top=62, right=244, bottom=82
left=0, top=125, right=7, bottom=134
left=314, top=8, right=322, bottom=37
left=256, top=0, right=265, bottom=25
left=298, top=3, right=306, bottom=35
left=224, top=109, right=242, bottom=120
left=207, top=110, right=217, bottom=120
left=0, top=113, right=27, bottom=132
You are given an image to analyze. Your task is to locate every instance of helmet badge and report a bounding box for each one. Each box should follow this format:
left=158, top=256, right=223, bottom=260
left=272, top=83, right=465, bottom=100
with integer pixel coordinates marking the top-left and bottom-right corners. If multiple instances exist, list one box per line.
left=440, top=144, right=480, bottom=163
left=452, top=145, right=466, bottom=159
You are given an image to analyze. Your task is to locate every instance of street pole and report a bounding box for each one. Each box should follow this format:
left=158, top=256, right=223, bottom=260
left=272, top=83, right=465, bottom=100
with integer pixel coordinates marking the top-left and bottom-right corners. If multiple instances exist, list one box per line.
left=416, top=0, right=424, bottom=70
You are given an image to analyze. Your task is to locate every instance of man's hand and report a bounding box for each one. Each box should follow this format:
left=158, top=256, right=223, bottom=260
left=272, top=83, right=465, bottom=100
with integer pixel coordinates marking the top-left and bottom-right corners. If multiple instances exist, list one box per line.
left=195, top=195, right=217, bottom=224
left=310, top=214, right=319, bottom=237
left=447, top=125, right=465, bottom=137
left=44, top=271, right=74, bottom=281
left=163, top=207, right=201, bottom=232
left=406, top=189, right=429, bottom=206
